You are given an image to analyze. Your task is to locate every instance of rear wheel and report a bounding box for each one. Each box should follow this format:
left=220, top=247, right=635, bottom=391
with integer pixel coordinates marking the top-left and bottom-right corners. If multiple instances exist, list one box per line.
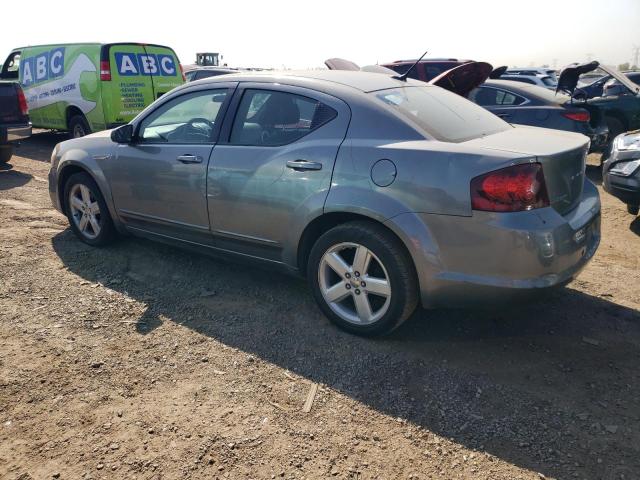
left=627, top=204, right=639, bottom=216
left=68, top=114, right=91, bottom=139
left=64, top=172, right=116, bottom=246
left=308, top=221, right=418, bottom=336
left=0, top=145, right=13, bottom=164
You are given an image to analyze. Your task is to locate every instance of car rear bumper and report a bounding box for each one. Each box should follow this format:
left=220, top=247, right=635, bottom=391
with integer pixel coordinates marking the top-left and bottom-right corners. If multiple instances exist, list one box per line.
left=386, top=179, right=601, bottom=308
left=0, top=123, right=32, bottom=143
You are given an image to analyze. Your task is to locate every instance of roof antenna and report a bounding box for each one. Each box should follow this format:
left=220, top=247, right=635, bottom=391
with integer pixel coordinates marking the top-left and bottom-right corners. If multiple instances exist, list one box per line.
left=393, top=50, right=429, bottom=81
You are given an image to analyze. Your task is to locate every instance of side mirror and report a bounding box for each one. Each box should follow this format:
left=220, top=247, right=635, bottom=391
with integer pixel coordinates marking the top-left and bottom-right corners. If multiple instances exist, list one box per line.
left=111, top=124, right=134, bottom=144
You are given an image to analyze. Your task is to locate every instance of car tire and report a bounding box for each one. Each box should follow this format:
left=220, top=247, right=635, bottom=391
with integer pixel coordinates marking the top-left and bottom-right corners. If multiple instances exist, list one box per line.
left=308, top=221, right=418, bottom=336
left=63, top=172, right=116, bottom=246
left=0, top=145, right=14, bottom=164
left=68, top=114, right=91, bottom=139
left=627, top=204, right=639, bottom=216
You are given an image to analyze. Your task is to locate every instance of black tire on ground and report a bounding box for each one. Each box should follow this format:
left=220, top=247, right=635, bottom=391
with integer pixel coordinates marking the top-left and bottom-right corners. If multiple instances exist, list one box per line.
left=627, top=204, right=639, bottom=216
left=308, top=221, right=419, bottom=336
left=68, top=114, right=91, bottom=139
left=0, top=145, right=14, bottom=164
left=63, top=172, right=116, bottom=246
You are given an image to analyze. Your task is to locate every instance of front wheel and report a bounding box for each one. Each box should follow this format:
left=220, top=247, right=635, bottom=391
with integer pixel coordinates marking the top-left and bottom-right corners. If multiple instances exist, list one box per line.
left=0, top=145, right=14, bottom=164
left=68, top=114, right=91, bottom=139
left=64, top=172, right=116, bottom=246
left=308, top=221, right=418, bottom=336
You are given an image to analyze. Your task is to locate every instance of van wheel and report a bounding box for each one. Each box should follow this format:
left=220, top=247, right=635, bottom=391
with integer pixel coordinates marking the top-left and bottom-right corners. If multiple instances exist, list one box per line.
left=627, top=204, right=639, bottom=216
left=0, top=145, right=13, bottom=164
left=69, top=114, right=91, bottom=139
left=308, top=221, right=418, bottom=336
left=64, top=172, right=116, bottom=246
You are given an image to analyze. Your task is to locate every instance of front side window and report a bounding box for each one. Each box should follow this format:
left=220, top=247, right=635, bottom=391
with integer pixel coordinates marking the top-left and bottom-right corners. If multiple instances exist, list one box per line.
left=230, top=89, right=337, bottom=146
left=138, top=89, right=227, bottom=144
left=375, top=86, right=511, bottom=142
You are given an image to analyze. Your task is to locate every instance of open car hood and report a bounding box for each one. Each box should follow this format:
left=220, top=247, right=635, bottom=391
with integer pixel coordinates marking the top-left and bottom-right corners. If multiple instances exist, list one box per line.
left=489, top=65, right=507, bottom=79
left=557, top=61, right=640, bottom=96
left=324, top=58, right=360, bottom=71
left=428, top=61, right=493, bottom=98
left=557, top=61, right=601, bottom=95
left=599, top=64, right=640, bottom=95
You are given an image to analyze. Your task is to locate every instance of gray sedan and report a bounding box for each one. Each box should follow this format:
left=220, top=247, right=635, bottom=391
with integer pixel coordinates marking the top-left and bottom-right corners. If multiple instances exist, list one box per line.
left=48, top=71, right=601, bottom=336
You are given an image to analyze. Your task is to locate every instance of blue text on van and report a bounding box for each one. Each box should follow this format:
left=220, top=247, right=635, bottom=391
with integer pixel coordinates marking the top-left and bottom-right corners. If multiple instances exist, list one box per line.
left=114, top=52, right=176, bottom=77
left=20, top=47, right=65, bottom=87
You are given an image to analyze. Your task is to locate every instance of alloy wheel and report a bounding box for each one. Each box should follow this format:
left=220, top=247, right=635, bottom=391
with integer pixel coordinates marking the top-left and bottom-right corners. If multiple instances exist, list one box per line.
left=68, top=184, right=101, bottom=239
left=318, top=242, right=392, bottom=325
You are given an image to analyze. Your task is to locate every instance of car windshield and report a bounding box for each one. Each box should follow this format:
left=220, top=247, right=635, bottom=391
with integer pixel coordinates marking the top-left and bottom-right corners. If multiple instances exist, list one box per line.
left=373, top=86, right=511, bottom=142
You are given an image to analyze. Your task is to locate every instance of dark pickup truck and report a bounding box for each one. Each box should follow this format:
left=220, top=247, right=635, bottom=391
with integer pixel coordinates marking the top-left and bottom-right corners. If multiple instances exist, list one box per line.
left=0, top=81, right=31, bottom=164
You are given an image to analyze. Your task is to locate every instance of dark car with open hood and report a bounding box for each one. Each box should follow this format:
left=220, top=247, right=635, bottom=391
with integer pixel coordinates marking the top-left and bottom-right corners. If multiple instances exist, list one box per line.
left=603, top=130, right=640, bottom=215
left=557, top=62, right=640, bottom=143
left=325, top=58, right=608, bottom=151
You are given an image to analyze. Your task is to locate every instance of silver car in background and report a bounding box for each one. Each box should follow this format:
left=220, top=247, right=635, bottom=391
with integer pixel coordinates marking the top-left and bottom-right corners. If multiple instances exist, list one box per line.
left=48, top=71, right=600, bottom=336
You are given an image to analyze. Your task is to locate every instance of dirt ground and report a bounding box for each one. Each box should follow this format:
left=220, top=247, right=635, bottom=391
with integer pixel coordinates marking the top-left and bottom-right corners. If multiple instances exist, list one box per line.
left=0, top=131, right=639, bottom=480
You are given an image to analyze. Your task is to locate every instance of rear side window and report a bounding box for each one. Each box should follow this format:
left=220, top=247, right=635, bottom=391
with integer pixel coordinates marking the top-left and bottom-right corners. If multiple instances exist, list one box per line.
left=471, top=87, right=527, bottom=106
left=374, top=86, right=510, bottom=142
left=230, top=89, right=337, bottom=146
left=139, top=89, right=228, bottom=143
left=541, top=76, right=556, bottom=87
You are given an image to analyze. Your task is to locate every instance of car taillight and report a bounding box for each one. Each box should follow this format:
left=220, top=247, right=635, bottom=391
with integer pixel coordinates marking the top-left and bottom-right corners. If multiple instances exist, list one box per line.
left=562, top=110, right=590, bottom=122
left=16, top=85, right=28, bottom=115
left=100, top=60, right=111, bottom=81
left=179, top=63, right=186, bottom=81
left=471, top=163, right=549, bottom=212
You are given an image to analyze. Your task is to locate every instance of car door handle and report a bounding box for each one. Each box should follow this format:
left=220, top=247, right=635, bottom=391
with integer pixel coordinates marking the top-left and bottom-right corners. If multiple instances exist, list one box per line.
left=286, top=159, right=323, bottom=171
left=177, top=154, right=203, bottom=164
left=496, top=113, right=511, bottom=118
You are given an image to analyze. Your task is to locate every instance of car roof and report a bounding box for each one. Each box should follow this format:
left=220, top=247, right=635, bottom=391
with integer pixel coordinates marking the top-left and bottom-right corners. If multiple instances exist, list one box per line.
left=194, top=69, right=427, bottom=93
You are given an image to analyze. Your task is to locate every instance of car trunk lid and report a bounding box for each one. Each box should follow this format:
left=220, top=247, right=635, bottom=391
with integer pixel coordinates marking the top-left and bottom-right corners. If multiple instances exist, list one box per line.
left=428, top=61, right=493, bottom=98
left=465, top=126, right=589, bottom=215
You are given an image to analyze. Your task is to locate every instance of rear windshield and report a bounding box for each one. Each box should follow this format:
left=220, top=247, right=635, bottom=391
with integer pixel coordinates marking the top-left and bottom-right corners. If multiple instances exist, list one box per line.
left=373, top=86, right=511, bottom=143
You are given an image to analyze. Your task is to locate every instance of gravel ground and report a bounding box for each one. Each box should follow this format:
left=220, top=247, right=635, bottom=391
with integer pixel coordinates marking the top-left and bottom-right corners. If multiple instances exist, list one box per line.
left=0, top=131, right=639, bottom=480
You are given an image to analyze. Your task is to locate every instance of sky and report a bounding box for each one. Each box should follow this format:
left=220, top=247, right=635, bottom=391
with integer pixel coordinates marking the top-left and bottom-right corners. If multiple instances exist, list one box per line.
left=2, top=0, right=639, bottom=71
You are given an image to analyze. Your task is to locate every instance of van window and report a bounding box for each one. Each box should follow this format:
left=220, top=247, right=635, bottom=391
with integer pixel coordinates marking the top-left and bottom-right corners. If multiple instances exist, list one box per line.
left=374, top=86, right=511, bottom=142
left=1, top=52, right=21, bottom=80
left=138, top=89, right=228, bottom=144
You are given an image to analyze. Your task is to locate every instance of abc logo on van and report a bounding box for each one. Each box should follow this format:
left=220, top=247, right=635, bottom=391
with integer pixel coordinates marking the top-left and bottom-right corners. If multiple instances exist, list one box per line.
left=115, top=52, right=176, bottom=77
left=20, top=47, right=65, bottom=86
